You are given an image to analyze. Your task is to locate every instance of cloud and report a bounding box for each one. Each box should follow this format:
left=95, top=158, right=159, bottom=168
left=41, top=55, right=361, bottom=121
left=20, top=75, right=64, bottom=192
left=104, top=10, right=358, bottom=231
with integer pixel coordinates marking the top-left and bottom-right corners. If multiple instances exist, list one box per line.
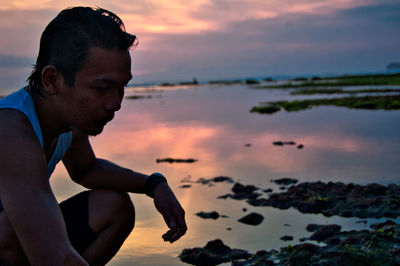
left=0, top=55, right=34, bottom=68
left=0, top=54, right=34, bottom=89
left=131, top=0, right=400, bottom=82
left=0, top=0, right=381, bottom=34
left=0, top=0, right=399, bottom=84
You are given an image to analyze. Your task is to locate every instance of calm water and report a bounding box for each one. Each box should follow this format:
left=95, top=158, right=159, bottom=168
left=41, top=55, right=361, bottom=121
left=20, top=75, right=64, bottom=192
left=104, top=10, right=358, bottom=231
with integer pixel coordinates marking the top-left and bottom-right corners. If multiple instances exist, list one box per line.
left=46, top=82, right=400, bottom=265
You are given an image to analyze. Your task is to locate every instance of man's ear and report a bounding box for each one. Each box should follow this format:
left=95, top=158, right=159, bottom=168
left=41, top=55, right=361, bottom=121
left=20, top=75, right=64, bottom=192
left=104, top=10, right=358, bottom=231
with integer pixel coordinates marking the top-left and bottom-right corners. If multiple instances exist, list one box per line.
left=41, top=65, right=63, bottom=95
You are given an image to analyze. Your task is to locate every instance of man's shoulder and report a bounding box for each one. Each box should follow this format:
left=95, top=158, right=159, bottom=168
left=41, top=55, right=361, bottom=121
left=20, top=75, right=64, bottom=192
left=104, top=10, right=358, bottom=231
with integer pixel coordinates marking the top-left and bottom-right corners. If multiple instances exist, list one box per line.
left=0, top=109, right=37, bottom=139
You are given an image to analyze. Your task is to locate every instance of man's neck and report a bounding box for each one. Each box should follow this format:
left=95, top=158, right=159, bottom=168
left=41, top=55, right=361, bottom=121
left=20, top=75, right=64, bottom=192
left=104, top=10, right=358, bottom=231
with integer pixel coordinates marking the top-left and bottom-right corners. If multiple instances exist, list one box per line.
left=31, top=92, right=71, bottom=144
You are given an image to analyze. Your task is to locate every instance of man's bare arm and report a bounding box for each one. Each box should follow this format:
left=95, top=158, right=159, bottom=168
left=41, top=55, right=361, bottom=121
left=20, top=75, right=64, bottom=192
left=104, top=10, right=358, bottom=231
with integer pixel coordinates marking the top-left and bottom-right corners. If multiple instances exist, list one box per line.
left=0, top=110, right=88, bottom=265
left=62, top=130, right=187, bottom=242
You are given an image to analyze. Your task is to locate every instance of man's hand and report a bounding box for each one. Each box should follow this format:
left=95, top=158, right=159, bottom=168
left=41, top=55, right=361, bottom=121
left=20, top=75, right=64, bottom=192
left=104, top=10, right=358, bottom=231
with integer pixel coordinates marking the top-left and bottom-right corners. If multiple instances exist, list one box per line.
left=153, top=183, right=187, bottom=243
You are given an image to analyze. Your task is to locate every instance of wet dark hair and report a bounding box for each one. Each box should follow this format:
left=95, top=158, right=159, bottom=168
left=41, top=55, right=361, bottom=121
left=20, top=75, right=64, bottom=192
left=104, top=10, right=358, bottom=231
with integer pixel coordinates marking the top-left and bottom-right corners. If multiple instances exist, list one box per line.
left=27, top=6, right=137, bottom=96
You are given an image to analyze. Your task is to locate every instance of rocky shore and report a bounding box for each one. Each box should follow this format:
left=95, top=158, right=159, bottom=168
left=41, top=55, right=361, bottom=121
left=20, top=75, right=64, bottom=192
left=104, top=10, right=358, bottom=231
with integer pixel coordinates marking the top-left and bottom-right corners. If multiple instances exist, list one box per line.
left=247, top=181, right=400, bottom=218
left=216, top=179, right=400, bottom=219
left=180, top=220, right=400, bottom=265
left=180, top=177, right=400, bottom=265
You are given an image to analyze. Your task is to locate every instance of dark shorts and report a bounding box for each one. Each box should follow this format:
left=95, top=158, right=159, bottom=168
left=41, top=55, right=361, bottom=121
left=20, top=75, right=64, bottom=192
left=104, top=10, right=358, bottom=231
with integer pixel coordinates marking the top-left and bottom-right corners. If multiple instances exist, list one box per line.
left=59, top=190, right=97, bottom=254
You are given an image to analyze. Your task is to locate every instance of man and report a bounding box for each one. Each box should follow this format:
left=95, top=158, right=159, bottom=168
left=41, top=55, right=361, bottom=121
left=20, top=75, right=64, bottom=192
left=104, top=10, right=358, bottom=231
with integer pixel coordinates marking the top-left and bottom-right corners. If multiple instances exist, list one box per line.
left=0, top=6, right=187, bottom=265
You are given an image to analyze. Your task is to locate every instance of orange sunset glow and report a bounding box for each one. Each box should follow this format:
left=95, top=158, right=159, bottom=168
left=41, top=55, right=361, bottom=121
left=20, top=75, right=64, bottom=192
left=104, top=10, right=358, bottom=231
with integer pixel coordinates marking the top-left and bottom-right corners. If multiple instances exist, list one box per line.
left=1, top=0, right=398, bottom=88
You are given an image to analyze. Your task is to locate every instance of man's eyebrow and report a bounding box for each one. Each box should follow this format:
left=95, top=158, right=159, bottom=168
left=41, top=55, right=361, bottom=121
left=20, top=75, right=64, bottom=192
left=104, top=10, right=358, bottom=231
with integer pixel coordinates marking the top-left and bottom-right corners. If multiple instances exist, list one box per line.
left=93, top=77, right=132, bottom=86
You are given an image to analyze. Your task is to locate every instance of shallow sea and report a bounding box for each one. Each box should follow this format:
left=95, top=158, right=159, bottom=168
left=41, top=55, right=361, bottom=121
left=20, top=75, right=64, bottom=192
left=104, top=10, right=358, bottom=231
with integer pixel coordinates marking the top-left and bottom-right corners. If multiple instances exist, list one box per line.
left=44, top=82, right=400, bottom=265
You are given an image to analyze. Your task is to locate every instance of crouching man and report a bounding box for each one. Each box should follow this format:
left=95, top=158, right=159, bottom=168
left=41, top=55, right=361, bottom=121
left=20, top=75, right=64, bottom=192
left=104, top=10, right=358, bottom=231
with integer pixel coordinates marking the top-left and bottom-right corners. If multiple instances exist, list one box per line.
left=0, top=6, right=186, bottom=265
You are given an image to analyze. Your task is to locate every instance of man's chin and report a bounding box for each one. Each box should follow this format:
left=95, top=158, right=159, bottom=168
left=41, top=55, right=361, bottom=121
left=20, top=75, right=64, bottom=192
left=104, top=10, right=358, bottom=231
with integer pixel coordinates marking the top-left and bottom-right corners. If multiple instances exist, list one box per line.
left=72, top=125, right=104, bottom=136
left=87, top=127, right=104, bottom=136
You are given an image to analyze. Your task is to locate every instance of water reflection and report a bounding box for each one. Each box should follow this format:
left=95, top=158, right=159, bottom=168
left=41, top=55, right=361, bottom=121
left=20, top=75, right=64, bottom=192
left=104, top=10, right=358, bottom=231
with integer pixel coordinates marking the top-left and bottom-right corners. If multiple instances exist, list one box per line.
left=50, top=84, right=400, bottom=265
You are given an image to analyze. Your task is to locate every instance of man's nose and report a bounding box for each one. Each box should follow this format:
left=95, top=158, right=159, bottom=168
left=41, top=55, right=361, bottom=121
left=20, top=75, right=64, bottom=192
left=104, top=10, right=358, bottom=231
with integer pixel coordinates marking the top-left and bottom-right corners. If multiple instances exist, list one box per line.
left=104, top=93, right=122, bottom=111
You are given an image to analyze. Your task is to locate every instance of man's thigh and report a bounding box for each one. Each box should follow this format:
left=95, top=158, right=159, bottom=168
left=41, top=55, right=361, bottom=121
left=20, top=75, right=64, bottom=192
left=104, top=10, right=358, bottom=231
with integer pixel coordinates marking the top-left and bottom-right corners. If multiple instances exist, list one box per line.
left=0, top=190, right=96, bottom=264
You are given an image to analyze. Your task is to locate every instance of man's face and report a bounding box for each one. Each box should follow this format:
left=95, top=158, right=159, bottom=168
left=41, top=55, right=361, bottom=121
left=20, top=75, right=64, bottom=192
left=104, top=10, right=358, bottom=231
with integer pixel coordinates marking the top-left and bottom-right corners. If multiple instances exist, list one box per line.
left=61, top=46, right=132, bottom=136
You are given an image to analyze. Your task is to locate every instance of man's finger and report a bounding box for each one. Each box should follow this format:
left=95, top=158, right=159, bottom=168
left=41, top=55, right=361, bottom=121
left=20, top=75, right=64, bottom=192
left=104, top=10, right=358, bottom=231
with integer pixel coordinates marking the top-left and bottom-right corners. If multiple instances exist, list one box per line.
left=162, top=228, right=176, bottom=241
left=164, top=226, right=186, bottom=243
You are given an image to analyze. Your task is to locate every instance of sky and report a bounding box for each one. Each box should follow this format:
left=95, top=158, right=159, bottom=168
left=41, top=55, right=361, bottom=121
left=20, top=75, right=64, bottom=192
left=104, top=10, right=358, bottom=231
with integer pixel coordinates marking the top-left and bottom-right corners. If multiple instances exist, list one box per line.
left=0, top=0, right=399, bottom=88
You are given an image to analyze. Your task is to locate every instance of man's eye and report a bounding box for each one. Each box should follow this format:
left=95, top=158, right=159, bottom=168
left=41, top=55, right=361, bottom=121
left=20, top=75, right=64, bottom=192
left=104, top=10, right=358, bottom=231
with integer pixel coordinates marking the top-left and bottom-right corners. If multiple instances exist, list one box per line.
left=94, top=87, right=108, bottom=92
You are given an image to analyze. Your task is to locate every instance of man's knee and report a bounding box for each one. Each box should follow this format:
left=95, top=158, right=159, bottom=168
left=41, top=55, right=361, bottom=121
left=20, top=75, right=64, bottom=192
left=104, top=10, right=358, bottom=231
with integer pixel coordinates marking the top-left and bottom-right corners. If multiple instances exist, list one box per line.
left=89, top=189, right=135, bottom=233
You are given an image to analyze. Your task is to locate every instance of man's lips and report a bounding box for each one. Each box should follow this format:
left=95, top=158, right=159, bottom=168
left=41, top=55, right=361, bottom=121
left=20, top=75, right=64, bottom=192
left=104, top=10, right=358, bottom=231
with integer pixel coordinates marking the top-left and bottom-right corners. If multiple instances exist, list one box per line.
left=98, top=113, right=115, bottom=125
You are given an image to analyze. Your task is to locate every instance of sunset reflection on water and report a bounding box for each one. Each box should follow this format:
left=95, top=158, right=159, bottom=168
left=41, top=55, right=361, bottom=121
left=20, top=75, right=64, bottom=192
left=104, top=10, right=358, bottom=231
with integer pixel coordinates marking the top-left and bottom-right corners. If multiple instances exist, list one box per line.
left=50, top=83, right=400, bottom=265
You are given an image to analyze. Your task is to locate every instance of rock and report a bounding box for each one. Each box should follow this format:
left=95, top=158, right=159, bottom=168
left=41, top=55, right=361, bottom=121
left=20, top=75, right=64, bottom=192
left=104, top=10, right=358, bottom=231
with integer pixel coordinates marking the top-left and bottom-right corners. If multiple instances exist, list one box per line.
left=340, top=235, right=360, bottom=245
left=273, top=141, right=296, bottom=146
left=184, top=222, right=400, bottom=265
left=273, top=141, right=284, bottom=146
left=370, top=219, right=396, bottom=230
left=232, top=250, right=276, bottom=266
left=309, top=224, right=342, bottom=242
left=213, top=176, right=235, bottom=183
left=295, top=243, right=322, bottom=254
left=196, top=211, right=220, bottom=220
left=280, top=235, right=294, bottom=241
left=306, top=224, right=320, bottom=232
left=232, top=183, right=258, bottom=194
left=246, top=181, right=400, bottom=218
left=156, top=158, right=197, bottom=163
left=218, top=182, right=261, bottom=201
left=297, top=144, right=304, bottom=149
left=179, top=184, right=192, bottom=188
left=238, top=212, right=264, bottom=226
left=271, top=178, right=298, bottom=186
left=179, top=239, right=251, bottom=265
left=197, top=176, right=234, bottom=185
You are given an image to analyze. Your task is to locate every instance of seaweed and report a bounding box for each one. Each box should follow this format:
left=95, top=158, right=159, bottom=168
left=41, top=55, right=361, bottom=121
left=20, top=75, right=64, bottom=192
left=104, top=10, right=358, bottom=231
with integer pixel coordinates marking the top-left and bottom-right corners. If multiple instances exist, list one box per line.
left=209, top=80, right=243, bottom=85
left=291, top=88, right=400, bottom=95
left=253, top=73, right=400, bottom=89
left=156, top=158, right=198, bottom=163
left=251, top=94, right=400, bottom=114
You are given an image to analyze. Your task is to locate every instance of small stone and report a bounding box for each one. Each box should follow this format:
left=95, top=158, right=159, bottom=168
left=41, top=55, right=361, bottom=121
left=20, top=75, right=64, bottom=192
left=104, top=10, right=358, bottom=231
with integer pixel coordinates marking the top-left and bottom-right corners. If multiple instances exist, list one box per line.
left=273, top=141, right=284, bottom=146
left=196, top=211, right=220, bottom=219
left=280, top=235, right=293, bottom=241
left=179, top=239, right=251, bottom=265
left=238, top=212, right=264, bottom=226
left=306, top=224, right=320, bottom=232
left=309, top=224, right=342, bottom=241
left=271, top=178, right=298, bottom=185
